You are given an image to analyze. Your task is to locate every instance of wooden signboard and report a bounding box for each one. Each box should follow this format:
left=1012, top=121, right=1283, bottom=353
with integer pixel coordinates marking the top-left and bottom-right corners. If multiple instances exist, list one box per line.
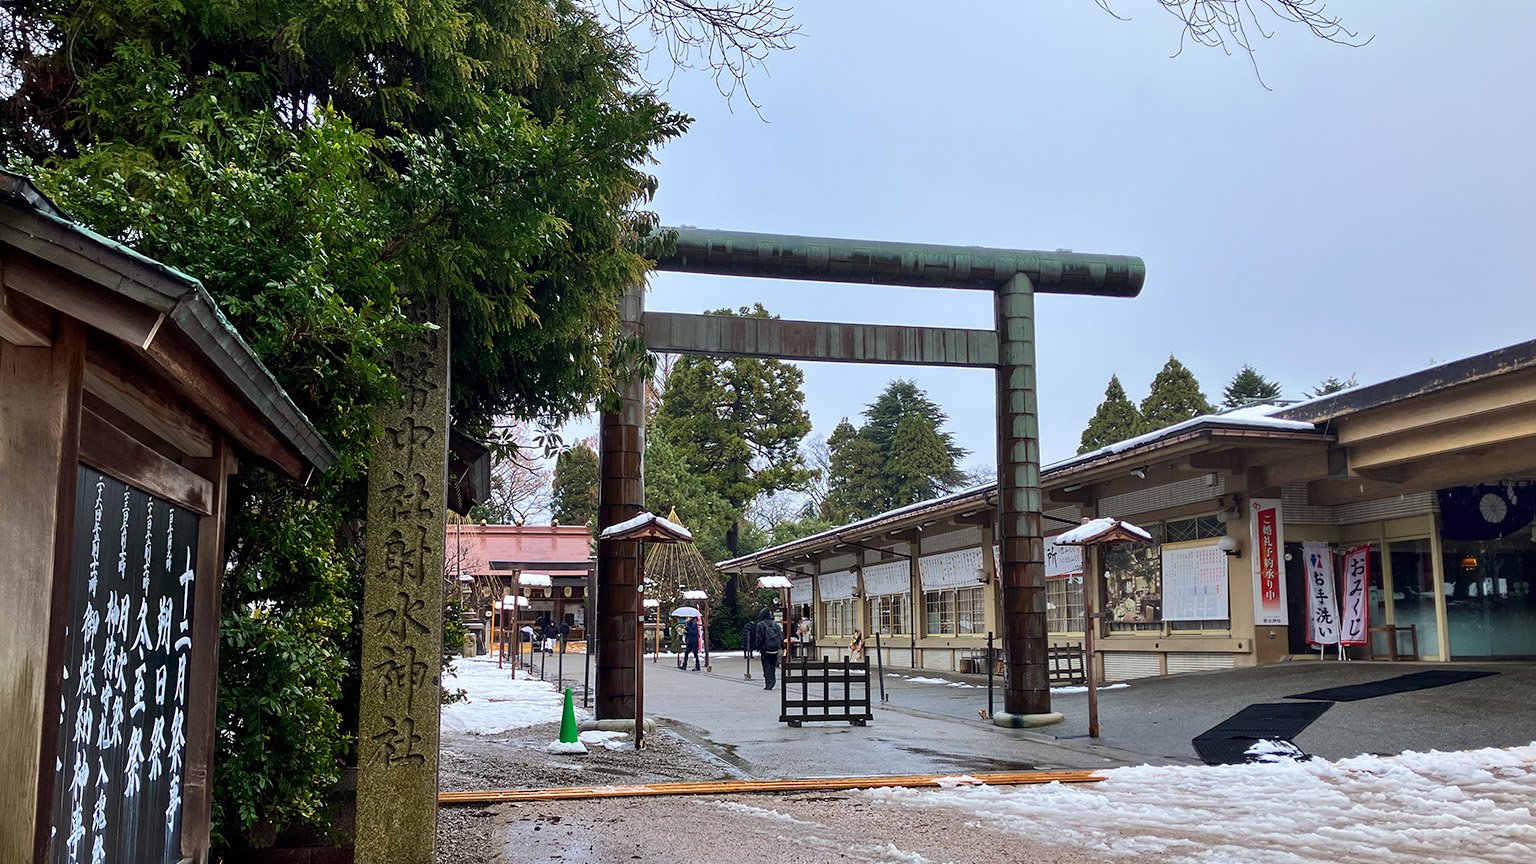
left=50, top=465, right=200, bottom=864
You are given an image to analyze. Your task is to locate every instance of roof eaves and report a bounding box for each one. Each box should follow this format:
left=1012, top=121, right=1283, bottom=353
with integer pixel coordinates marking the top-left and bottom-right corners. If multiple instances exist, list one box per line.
left=0, top=170, right=335, bottom=475
left=1275, top=338, right=1536, bottom=424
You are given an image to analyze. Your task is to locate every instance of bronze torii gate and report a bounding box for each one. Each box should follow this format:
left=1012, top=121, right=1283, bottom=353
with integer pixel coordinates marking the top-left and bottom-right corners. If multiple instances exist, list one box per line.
left=596, top=228, right=1144, bottom=728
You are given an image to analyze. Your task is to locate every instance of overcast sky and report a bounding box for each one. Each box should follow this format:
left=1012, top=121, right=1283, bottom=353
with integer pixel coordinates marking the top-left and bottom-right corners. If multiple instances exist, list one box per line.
left=567, top=1, right=1536, bottom=476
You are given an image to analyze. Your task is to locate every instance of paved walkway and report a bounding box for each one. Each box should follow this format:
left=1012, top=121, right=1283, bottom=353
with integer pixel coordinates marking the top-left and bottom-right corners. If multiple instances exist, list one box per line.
left=622, top=652, right=1536, bottom=773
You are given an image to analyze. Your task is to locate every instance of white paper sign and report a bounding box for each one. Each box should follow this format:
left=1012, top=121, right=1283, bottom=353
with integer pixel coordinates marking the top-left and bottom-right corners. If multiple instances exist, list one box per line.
left=919, top=547, right=983, bottom=591
left=1302, top=541, right=1340, bottom=645
left=1044, top=536, right=1083, bottom=579
left=1161, top=542, right=1230, bottom=621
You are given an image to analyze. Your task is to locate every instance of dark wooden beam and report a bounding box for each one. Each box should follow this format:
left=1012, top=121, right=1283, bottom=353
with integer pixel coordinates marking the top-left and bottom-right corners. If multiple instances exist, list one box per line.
left=644, top=311, right=998, bottom=368
left=85, top=340, right=214, bottom=459
left=138, top=329, right=307, bottom=481
left=1188, top=451, right=1246, bottom=473
left=79, top=409, right=214, bottom=514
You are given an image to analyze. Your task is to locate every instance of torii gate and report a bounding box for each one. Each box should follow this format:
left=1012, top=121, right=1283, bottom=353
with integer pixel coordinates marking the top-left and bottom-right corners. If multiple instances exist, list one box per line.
left=596, top=228, right=1144, bottom=728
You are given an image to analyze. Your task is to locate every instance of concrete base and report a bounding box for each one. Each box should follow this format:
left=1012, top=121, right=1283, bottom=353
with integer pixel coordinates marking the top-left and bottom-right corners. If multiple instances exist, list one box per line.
left=579, top=718, right=657, bottom=736
left=991, top=711, right=1065, bottom=729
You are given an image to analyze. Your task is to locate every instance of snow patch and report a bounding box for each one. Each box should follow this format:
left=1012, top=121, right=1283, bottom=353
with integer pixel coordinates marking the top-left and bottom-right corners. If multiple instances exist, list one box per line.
left=713, top=801, right=817, bottom=825
left=873, top=744, right=1536, bottom=864
left=1051, top=683, right=1129, bottom=695
left=440, top=656, right=589, bottom=735
left=543, top=740, right=588, bottom=755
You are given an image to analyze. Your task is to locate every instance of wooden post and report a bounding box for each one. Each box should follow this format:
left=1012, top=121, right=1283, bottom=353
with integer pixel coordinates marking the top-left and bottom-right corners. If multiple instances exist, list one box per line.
left=596, top=284, right=644, bottom=720
left=1, top=317, right=82, bottom=864
left=1084, top=547, right=1100, bottom=739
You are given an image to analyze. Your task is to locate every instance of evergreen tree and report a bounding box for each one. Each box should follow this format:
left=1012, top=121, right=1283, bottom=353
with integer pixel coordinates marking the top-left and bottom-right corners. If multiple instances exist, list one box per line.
left=822, top=381, right=967, bottom=522
left=651, top=304, right=814, bottom=553
left=1222, top=365, right=1283, bottom=408
left=1140, top=356, right=1215, bottom=432
left=822, top=419, right=888, bottom=523
left=887, top=413, right=955, bottom=505
left=550, top=441, right=600, bottom=528
left=0, top=0, right=686, bottom=843
left=1078, top=375, right=1144, bottom=454
left=1307, top=375, right=1358, bottom=398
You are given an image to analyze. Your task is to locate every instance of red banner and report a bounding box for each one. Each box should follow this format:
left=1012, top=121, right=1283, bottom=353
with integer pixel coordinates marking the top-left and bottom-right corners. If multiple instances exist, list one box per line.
left=1250, top=498, right=1288, bottom=625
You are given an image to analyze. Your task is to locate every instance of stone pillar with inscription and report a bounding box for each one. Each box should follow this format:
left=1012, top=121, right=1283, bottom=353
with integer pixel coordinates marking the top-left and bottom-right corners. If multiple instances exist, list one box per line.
left=992, top=273, right=1061, bottom=728
left=356, top=288, right=451, bottom=864
left=595, top=284, right=644, bottom=720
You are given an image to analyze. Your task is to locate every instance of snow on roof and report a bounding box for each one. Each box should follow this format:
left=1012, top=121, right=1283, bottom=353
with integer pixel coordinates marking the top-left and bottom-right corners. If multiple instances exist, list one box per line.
left=1043, top=403, right=1317, bottom=473
left=598, top=511, right=694, bottom=541
left=518, top=573, right=552, bottom=587
left=1053, top=517, right=1152, bottom=545
left=717, top=481, right=993, bottom=570
left=757, top=575, right=794, bottom=589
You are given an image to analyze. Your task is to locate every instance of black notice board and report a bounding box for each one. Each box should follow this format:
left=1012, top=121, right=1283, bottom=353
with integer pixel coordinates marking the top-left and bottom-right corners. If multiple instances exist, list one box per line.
left=51, top=465, right=201, bottom=864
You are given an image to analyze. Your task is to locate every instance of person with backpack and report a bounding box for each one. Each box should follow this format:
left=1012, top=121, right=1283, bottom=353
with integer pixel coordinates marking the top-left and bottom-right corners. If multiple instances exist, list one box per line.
left=755, top=608, right=783, bottom=690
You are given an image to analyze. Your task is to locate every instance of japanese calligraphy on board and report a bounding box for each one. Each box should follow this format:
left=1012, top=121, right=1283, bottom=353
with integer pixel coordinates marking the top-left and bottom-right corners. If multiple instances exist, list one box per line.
left=1249, top=498, right=1289, bottom=626
left=1161, top=542, right=1229, bottom=622
left=1043, top=536, right=1083, bottom=580
left=356, top=290, right=450, bottom=864
left=1302, top=541, right=1341, bottom=646
left=1340, top=545, right=1371, bottom=646
left=51, top=466, right=200, bottom=864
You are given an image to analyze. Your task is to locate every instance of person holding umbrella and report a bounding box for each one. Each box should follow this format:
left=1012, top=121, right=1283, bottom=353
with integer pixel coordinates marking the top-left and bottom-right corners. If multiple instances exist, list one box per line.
left=671, top=605, right=703, bottom=671
left=681, top=615, right=702, bottom=671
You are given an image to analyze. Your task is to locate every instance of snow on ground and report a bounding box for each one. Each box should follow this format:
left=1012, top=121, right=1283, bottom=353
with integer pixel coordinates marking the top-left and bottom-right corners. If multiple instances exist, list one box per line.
left=873, top=744, right=1536, bottom=864
left=440, top=656, right=590, bottom=735
left=1051, top=682, right=1129, bottom=695
left=904, top=676, right=1125, bottom=694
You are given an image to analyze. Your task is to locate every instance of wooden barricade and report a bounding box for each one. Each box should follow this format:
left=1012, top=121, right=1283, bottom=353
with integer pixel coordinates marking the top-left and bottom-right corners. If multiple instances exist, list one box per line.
left=1047, top=642, right=1086, bottom=686
left=781, top=655, right=873, bottom=727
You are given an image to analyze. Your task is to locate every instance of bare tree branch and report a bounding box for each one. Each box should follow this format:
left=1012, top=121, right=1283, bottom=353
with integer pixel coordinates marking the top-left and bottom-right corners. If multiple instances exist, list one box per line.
left=1099, top=0, right=1371, bottom=88
left=586, top=0, right=799, bottom=109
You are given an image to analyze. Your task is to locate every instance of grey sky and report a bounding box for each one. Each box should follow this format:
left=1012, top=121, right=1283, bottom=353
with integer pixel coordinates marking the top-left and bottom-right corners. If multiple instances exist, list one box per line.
left=576, top=1, right=1536, bottom=475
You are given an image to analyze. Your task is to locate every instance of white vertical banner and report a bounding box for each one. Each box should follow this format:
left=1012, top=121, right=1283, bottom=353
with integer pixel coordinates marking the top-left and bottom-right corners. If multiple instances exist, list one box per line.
left=1340, top=544, right=1371, bottom=646
left=1302, top=541, right=1340, bottom=646
left=1250, top=497, right=1288, bottom=626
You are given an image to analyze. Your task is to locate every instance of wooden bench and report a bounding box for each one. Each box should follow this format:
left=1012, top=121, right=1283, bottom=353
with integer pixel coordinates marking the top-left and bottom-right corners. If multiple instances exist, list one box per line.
left=780, top=656, right=873, bottom=727
left=1367, top=624, right=1419, bottom=661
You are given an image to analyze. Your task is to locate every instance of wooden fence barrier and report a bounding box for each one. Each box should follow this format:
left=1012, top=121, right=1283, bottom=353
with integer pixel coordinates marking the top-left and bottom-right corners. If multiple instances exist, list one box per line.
left=781, top=655, right=873, bottom=727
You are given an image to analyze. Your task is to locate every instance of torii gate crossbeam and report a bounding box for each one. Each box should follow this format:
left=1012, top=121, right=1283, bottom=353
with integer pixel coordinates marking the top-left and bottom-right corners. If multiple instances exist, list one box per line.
left=596, top=227, right=1144, bottom=728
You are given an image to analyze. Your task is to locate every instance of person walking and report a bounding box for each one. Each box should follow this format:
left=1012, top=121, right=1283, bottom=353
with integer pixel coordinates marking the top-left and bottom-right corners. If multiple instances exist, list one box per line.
left=756, top=608, right=783, bottom=690
left=681, top=616, right=702, bottom=671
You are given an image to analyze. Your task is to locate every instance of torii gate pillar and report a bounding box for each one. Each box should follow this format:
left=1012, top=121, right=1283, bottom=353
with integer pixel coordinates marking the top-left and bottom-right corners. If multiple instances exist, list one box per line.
left=594, top=284, right=645, bottom=719
left=991, top=273, right=1059, bottom=726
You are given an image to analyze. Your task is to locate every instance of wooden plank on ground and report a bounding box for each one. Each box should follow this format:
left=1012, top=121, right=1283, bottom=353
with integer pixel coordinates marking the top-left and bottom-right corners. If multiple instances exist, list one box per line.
left=439, top=770, right=1105, bottom=804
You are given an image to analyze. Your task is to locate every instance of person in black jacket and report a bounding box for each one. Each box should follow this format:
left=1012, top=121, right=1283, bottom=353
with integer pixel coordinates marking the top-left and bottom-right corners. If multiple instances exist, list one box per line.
left=680, top=616, right=702, bottom=671
left=755, top=608, right=783, bottom=690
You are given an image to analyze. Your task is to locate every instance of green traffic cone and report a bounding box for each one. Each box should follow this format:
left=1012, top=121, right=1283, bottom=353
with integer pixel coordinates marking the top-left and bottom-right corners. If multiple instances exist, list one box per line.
left=559, top=687, right=579, bottom=744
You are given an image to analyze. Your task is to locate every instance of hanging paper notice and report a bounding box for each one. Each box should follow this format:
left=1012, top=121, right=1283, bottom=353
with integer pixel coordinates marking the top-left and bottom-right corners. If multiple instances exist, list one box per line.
left=1340, top=545, right=1371, bottom=645
left=1302, top=541, right=1340, bottom=646
left=1161, top=542, right=1229, bottom=621
left=1044, top=535, right=1083, bottom=579
left=1249, top=498, right=1288, bottom=626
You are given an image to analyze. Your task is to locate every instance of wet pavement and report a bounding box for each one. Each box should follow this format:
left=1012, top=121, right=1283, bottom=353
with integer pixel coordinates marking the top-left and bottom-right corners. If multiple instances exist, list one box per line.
left=515, top=650, right=1536, bottom=773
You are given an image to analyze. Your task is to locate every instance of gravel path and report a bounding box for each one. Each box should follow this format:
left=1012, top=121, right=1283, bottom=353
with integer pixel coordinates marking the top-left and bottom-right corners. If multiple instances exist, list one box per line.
left=437, top=721, right=740, bottom=864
